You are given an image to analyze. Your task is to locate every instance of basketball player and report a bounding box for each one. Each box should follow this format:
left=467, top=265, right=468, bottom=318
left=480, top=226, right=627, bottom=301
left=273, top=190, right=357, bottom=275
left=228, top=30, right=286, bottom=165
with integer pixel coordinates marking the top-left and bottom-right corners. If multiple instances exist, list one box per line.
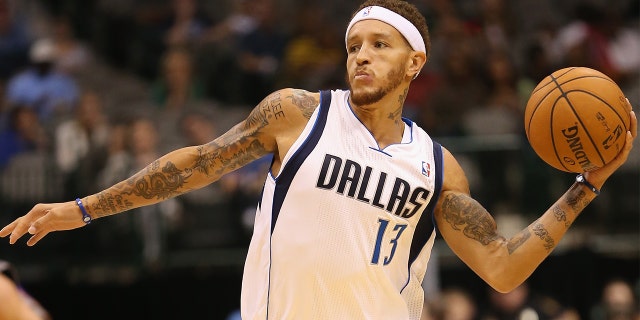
left=0, top=260, right=51, bottom=319
left=0, top=1, right=637, bottom=319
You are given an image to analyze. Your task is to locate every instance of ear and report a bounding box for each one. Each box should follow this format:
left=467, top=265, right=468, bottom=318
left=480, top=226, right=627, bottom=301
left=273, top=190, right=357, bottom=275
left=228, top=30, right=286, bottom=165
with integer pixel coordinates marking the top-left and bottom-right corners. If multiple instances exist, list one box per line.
left=407, top=51, right=427, bottom=80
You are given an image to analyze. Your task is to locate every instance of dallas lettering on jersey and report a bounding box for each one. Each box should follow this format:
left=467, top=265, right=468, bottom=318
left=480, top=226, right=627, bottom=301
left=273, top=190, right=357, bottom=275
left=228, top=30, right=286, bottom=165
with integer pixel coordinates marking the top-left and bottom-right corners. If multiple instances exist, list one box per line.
left=316, top=154, right=430, bottom=218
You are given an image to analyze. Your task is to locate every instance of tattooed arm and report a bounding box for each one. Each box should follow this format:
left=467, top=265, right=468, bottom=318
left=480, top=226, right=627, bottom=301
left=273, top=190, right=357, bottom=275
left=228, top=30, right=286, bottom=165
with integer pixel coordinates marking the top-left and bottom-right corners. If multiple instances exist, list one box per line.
left=0, top=88, right=321, bottom=246
left=434, top=115, right=635, bottom=293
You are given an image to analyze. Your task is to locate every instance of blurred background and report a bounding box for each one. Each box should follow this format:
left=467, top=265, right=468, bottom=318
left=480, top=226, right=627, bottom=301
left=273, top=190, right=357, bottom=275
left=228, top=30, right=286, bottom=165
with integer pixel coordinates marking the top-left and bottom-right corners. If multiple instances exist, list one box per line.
left=0, top=0, right=637, bottom=319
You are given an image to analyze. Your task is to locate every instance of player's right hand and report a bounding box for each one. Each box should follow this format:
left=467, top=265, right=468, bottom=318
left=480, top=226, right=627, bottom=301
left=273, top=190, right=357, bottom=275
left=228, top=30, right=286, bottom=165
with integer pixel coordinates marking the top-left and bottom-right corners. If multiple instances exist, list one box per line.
left=0, top=201, right=87, bottom=246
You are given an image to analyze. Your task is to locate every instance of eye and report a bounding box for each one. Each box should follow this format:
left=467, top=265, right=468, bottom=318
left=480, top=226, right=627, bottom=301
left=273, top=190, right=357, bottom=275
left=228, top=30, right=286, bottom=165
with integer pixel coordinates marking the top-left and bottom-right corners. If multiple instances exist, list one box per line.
left=348, top=45, right=360, bottom=53
left=374, top=41, right=388, bottom=48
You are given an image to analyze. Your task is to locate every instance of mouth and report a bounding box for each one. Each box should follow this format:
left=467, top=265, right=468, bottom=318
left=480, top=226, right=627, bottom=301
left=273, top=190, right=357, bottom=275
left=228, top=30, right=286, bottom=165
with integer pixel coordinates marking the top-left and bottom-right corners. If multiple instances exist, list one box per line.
left=354, top=70, right=371, bottom=81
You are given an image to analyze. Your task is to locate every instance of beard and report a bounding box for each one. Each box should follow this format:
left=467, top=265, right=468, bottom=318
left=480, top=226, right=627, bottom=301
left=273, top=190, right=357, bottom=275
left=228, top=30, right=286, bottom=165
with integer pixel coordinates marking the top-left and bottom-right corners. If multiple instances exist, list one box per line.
left=347, top=65, right=406, bottom=106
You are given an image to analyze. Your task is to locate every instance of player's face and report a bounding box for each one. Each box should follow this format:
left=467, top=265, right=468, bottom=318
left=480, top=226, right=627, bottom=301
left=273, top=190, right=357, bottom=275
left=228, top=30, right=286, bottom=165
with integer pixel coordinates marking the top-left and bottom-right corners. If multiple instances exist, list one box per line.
left=345, top=19, right=412, bottom=106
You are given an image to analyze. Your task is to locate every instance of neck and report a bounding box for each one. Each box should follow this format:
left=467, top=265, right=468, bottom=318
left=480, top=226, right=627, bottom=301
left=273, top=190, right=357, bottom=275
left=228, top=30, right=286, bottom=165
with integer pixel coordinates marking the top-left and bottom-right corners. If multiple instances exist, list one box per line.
left=350, top=86, right=409, bottom=148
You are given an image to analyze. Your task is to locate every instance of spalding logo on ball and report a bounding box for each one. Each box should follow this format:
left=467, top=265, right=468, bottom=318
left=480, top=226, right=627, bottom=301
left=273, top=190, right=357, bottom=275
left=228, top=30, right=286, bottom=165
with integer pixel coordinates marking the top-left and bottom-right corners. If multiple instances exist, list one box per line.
left=524, top=67, right=631, bottom=173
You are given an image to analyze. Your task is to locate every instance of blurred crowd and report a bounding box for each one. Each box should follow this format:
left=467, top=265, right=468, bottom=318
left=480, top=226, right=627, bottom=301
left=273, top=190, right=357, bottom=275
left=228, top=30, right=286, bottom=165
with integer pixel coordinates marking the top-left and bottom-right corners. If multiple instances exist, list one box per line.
left=0, top=0, right=636, bottom=263
left=0, top=0, right=637, bottom=318
left=419, top=279, right=640, bottom=320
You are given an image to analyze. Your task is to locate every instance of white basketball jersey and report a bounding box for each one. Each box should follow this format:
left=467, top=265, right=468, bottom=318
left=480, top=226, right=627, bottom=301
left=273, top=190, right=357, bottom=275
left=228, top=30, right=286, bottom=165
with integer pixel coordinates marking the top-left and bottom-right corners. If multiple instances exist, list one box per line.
left=241, top=89, right=444, bottom=320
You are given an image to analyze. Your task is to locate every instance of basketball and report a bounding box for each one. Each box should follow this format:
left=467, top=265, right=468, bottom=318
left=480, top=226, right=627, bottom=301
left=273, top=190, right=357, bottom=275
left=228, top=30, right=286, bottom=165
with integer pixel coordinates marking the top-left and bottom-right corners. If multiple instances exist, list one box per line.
left=524, top=67, right=631, bottom=173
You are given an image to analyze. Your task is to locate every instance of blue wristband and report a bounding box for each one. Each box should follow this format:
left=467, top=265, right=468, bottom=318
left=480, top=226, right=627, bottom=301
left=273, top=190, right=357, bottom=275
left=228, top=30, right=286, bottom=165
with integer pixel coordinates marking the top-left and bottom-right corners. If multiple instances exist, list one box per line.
left=75, top=198, right=92, bottom=224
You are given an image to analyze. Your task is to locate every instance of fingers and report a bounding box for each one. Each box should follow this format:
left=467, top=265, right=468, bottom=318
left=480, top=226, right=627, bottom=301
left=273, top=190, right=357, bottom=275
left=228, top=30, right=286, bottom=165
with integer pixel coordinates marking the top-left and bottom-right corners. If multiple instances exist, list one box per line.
left=26, top=229, right=50, bottom=246
left=1, top=204, right=49, bottom=245
left=7, top=217, right=33, bottom=245
left=606, top=125, right=636, bottom=172
left=629, top=111, right=637, bottom=138
left=617, top=110, right=637, bottom=163
left=0, top=220, right=18, bottom=238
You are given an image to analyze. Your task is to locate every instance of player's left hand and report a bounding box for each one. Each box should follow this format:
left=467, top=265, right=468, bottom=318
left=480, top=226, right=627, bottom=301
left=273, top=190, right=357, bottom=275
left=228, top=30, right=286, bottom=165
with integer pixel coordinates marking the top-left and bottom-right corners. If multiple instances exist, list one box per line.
left=0, top=201, right=87, bottom=246
left=585, top=105, right=637, bottom=189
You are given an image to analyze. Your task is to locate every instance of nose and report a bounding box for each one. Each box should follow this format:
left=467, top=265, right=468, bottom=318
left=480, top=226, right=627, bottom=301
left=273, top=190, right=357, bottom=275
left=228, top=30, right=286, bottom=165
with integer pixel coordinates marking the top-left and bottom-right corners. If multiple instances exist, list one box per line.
left=355, top=44, right=371, bottom=65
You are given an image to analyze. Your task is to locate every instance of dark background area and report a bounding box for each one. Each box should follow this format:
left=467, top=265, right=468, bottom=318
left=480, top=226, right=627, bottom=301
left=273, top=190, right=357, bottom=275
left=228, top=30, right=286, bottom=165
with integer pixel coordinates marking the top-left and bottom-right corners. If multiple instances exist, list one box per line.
left=0, top=0, right=637, bottom=319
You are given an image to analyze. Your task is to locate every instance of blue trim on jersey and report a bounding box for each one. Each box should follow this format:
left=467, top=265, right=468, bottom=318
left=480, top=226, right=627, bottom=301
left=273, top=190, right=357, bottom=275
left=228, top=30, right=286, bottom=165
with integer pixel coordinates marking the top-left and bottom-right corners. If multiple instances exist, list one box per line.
left=269, top=90, right=332, bottom=233
left=430, top=142, right=444, bottom=231
left=399, top=141, right=443, bottom=294
left=401, top=117, right=415, bottom=143
left=408, top=141, right=443, bottom=264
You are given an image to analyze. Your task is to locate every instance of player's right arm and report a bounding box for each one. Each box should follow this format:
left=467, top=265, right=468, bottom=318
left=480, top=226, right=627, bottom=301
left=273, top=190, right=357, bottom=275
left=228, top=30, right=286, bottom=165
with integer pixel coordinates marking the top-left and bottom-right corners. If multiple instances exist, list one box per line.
left=0, top=88, right=319, bottom=246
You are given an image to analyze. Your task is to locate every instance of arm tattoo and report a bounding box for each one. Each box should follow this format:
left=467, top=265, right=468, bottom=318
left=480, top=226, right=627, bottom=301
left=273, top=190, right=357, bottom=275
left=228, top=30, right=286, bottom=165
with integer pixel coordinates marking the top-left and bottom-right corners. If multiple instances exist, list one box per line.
left=552, top=204, right=572, bottom=228
left=441, top=193, right=501, bottom=245
left=92, top=191, right=134, bottom=218
left=532, top=222, right=555, bottom=252
left=129, top=161, right=192, bottom=200
left=287, top=89, right=318, bottom=119
left=566, top=184, right=589, bottom=212
left=87, top=92, right=289, bottom=218
left=193, top=145, right=221, bottom=176
left=195, top=136, right=267, bottom=177
left=192, top=92, right=280, bottom=176
left=89, top=161, right=193, bottom=217
left=507, top=229, right=531, bottom=254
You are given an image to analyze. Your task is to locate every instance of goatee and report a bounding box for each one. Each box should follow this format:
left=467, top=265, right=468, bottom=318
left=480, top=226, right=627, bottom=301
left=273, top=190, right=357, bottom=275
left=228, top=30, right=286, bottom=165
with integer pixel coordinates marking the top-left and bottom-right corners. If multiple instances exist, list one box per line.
left=347, top=66, right=405, bottom=106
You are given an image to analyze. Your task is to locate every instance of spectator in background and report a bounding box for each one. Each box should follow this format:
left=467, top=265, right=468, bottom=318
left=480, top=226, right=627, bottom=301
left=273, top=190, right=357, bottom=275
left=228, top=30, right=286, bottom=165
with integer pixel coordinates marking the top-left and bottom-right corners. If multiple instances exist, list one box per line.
left=5, top=38, right=79, bottom=125
left=0, top=0, right=32, bottom=81
left=235, top=0, right=287, bottom=105
left=90, top=0, right=137, bottom=70
left=482, top=282, right=580, bottom=320
left=475, top=0, right=517, bottom=51
left=0, top=106, right=47, bottom=169
left=163, top=0, right=210, bottom=49
left=97, top=117, right=181, bottom=267
left=462, top=49, right=523, bottom=214
left=96, top=123, right=129, bottom=195
left=416, top=40, right=486, bottom=137
left=278, top=4, right=344, bottom=90
left=54, top=90, right=110, bottom=199
left=515, top=36, right=558, bottom=216
left=151, top=46, right=205, bottom=112
left=50, top=15, right=92, bottom=76
left=590, top=278, right=640, bottom=320
left=432, top=287, right=478, bottom=320
left=202, top=0, right=257, bottom=46
left=167, top=109, right=242, bottom=249
left=198, top=0, right=259, bottom=103
left=150, top=46, right=208, bottom=153
left=550, top=2, right=640, bottom=89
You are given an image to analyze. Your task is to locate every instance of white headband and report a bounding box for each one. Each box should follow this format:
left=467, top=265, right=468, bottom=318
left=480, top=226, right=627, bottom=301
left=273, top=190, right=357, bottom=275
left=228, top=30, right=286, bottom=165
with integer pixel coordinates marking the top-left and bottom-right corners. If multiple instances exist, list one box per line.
left=345, top=6, right=426, bottom=53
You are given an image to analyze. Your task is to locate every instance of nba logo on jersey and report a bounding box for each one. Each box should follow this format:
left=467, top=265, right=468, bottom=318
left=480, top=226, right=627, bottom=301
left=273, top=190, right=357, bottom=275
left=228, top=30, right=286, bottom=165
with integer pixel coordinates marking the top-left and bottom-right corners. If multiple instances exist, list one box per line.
left=362, top=6, right=372, bottom=16
left=422, top=161, right=430, bottom=177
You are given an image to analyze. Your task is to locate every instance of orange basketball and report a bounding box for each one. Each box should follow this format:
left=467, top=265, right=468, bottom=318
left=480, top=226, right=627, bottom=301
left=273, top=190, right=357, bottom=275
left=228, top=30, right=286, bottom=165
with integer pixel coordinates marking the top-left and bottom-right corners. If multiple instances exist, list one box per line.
left=524, top=67, right=631, bottom=173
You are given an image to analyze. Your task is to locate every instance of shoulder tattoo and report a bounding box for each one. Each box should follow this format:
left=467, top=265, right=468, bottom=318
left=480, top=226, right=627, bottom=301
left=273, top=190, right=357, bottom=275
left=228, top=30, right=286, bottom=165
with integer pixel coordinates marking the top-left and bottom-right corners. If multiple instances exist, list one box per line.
left=286, top=89, right=318, bottom=119
left=246, top=91, right=286, bottom=129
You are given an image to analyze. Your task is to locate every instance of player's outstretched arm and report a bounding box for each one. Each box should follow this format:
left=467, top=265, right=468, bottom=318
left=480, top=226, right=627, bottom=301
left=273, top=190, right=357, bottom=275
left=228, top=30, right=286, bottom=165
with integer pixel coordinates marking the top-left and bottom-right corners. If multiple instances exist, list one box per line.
left=435, top=110, right=636, bottom=293
left=0, top=88, right=319, bottom=246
